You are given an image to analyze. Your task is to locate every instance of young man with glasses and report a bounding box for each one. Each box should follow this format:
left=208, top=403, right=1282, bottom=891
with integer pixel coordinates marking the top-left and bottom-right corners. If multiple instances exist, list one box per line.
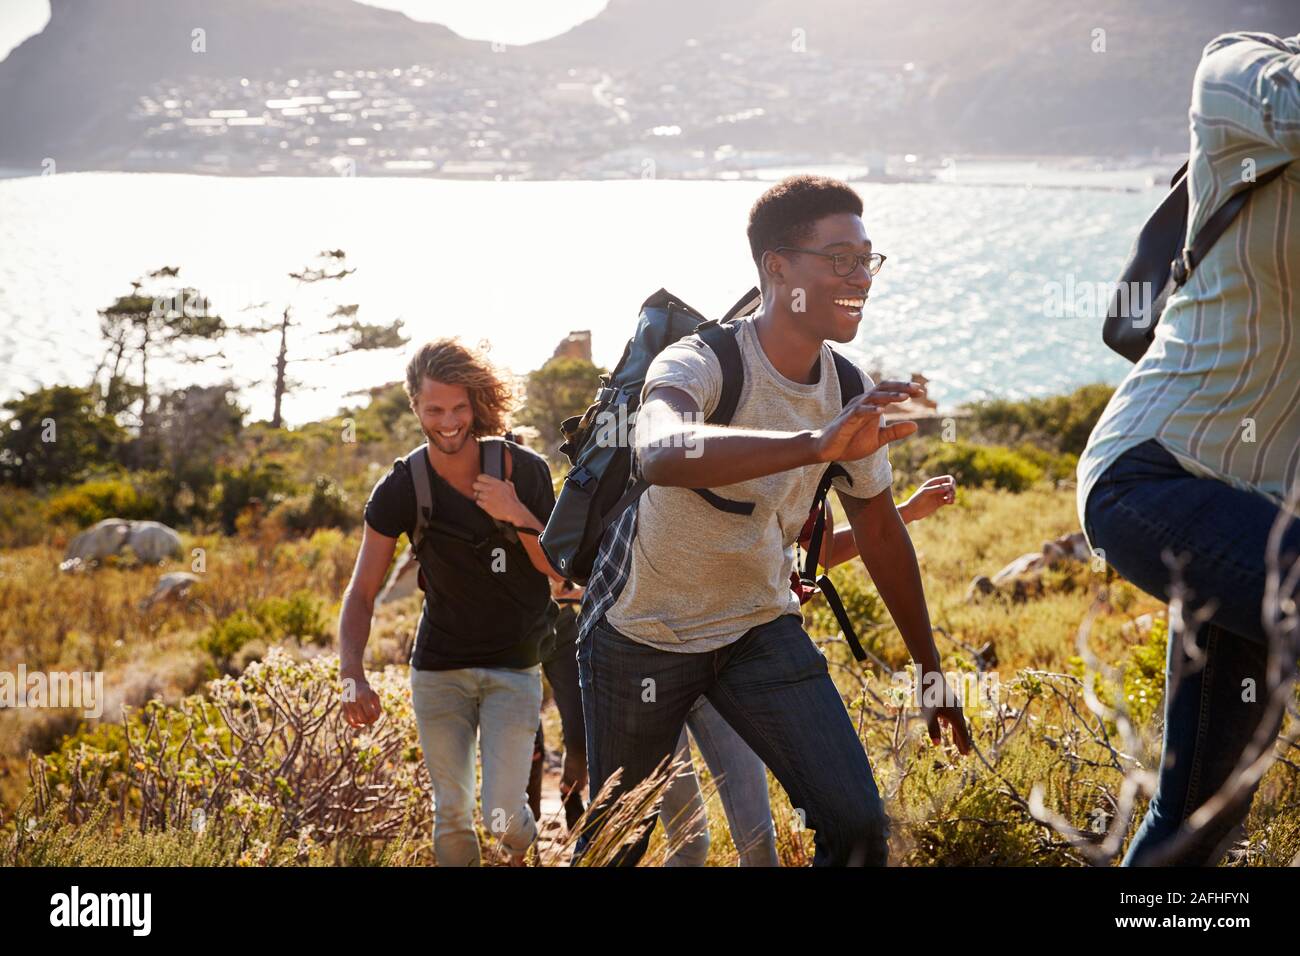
left=576, top=175, right=971, bottom=867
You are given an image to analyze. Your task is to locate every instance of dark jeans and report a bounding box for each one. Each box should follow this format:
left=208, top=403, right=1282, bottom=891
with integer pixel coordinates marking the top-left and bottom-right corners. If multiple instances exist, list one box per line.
left=576, top=611, right=889, bottom=866
left=527, top=605, right=588, bottom=832
left=1084, top=438, right=1299, bottom=865
left=545, top=628, right=588, bottom=830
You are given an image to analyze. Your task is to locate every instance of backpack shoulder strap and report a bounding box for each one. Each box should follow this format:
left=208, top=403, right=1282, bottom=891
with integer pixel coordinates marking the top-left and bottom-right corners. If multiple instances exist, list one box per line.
left=693, top=319, right=744, bottom=425
left=481, top=435, right=507, bottom=480
left=824, top=349, right=865, bottom=497
left=404, top=444, right=434, bottom=550
left=830, top=348, right=865, bottom=407
left=479, top=436, right=520, bottom=544
left=803, top=348, right=870, bottom=662
left=1176, top=162, right=1290, bottom=285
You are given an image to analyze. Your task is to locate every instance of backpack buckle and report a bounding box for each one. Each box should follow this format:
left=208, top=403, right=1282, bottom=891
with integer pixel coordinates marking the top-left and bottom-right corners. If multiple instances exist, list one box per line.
left=1170, top=248, right=1192, bottom=287
left=567, top=465, right=596, bottom=491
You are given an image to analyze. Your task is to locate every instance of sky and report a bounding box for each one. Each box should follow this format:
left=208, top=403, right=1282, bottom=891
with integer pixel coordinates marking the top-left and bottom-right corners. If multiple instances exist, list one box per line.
left=0, top=0, right=609, bottom=61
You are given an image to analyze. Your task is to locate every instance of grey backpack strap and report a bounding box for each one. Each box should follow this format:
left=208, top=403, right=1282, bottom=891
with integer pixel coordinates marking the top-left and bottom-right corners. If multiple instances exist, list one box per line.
left=482, top=436, right=506, bottom=480
left=406, top=444, right=434, bottom=551
left=479, top=436, right=520, bottom=544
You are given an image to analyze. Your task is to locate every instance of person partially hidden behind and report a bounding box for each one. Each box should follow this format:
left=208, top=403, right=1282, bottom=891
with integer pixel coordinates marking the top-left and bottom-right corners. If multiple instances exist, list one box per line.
left=338, top=338, right=565, bottom=865
left=576, top=174, right=971, bottom=867
left=526, top=579, right=589, bottom=836
left=1079, top=32, right=1300, bottom=866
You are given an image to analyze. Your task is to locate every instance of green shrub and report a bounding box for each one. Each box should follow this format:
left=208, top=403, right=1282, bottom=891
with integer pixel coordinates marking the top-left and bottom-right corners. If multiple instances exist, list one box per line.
left=295, top=528, right=347, bottom=569
left=198, top=592, right=330, bottom=671
left=920, top=441, right=1044, bottom=492
left=215, top=460, right=290, bottom=534
left=1122, top=617, right=1169, bottom=726
left=0, top=385, right=126, bottom=488
left=1011, top=442, right=1079, bottom=484
left=199, top=611, right=264, bottom=671
left=252, top=591, right=330, bottom=646
left=962, top=384, right=1114, bottom=456
left=514, top=356, right=605, bottom=461
left=270, top=476, right=356, bottom=535
left=44, top=477, right=159, bottom=527
left=0, top=488, right=50, bottom=547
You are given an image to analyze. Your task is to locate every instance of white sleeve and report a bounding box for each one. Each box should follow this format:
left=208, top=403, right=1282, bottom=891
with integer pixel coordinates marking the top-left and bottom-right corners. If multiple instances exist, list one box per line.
left=830, top=364, right=894, bottom=500
left=640, top=338, right=723, bottom=419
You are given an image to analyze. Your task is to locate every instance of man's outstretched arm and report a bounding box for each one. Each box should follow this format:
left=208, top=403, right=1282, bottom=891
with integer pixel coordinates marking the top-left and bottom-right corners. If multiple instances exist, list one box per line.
left=636, top=382, right=920, bottom=488
left=838, top=488, right=971, bottom=753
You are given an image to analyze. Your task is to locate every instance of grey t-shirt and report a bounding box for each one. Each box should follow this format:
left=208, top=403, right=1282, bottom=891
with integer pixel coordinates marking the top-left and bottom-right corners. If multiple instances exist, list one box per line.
left=604, top=316, right=893, bottom=652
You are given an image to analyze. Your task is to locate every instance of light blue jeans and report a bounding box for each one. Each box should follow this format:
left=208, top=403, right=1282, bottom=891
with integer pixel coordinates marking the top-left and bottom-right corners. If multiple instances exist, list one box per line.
left=658, top=695, right=780, bottom=867
left=409, top=664, right=543, bottom=866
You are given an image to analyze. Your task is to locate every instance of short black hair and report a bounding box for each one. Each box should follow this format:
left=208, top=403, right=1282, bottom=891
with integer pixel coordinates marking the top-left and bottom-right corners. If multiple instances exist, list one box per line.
left=746, top=175, right=864, bottom=267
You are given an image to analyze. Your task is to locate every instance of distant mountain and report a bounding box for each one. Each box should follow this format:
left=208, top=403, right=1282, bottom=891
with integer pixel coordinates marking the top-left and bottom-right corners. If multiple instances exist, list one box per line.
left=0, top=0, right=1295, bottom=170
left=0, top=0, right=486, bottom=167
left=528, top=0, right=1297, bottom=154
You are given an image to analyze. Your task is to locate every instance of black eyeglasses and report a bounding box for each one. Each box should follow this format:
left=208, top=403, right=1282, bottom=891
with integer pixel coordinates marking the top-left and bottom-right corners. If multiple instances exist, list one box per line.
left=772, top=247, right=887, bottom=278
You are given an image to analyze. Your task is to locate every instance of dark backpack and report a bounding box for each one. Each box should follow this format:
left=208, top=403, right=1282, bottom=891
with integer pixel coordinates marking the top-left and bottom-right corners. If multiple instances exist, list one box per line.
left=537, top=287, right=760, bottom=583
left=538, top=287, right=873, bottom=660
left=1103, top=158, right=1289, bottom=363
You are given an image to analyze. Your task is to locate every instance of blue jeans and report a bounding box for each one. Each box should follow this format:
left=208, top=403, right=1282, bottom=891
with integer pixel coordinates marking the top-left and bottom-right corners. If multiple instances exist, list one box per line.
left=576, top=612, right=888, bottom=866
left=658, top=695, right=779, bottom=867
left=1084, top=438, right=1299, bottom=866
left=409, top=664, right=543, bottom=866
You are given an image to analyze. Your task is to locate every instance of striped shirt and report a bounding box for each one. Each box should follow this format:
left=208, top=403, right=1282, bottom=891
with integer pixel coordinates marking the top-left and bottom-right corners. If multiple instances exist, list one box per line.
left=1077, top=32, right=1300, bottom=547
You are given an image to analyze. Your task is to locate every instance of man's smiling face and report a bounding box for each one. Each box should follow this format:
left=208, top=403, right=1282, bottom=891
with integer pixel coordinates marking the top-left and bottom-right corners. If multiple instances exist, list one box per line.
left=769, top=211, right=874, bottom=344
left=411, top=377, right=475, bottom=454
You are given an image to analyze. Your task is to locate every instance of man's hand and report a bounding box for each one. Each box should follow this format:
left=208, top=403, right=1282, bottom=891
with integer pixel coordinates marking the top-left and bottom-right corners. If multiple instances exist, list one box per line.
left=866, top=379, right=927, bottom=407
left=552, top=578, right=584, bottom=603
left=472, top=474, right=528, bottom=526
left=341, top=675, right=383, bottom=728
left=915, top=668, right=971, bottom=754
left=474, top=471, right=563, bottom=581
left=925, top=700, right=972, bottom=755
left=812, top=388, right=918, bottom=464
left=901, top=475, right=957, bottom=523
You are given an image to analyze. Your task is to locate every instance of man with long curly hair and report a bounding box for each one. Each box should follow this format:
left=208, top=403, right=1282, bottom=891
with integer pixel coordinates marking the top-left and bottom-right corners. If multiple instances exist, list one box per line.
left=339, top=338, right=563, bottom=866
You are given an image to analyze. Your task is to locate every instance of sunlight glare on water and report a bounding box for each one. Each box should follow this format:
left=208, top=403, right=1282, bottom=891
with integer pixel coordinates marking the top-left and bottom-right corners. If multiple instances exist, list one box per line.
left=0, top=173, right=1145, bottom=424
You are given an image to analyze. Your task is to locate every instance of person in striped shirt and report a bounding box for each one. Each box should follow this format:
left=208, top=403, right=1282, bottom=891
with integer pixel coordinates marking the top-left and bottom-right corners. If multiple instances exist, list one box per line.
left=1078, top=32, right=1300, bottom=866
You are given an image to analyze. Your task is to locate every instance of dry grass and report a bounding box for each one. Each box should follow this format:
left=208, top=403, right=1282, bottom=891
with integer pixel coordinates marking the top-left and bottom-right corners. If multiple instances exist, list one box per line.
left=2, top=483, right=1296, bottom=865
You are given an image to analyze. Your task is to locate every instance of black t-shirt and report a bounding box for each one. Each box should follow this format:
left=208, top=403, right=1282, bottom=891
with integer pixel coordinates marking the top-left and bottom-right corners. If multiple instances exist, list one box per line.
left=364, top=439, right=557, bottom=671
